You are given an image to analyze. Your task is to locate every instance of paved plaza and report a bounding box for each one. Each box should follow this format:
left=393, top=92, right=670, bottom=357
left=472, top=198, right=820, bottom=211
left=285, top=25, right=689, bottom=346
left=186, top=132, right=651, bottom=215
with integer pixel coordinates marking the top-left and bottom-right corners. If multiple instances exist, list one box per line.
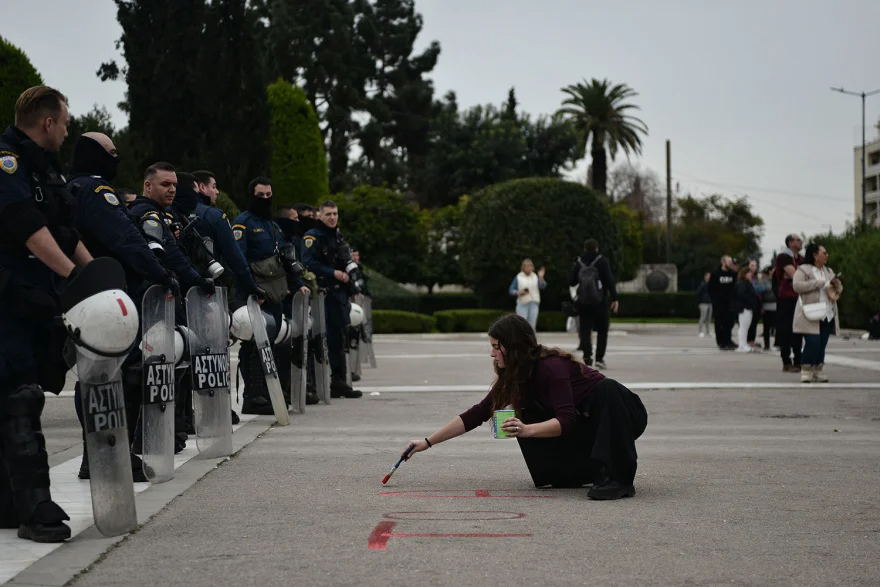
left=3, top=325, right=879, bottom=586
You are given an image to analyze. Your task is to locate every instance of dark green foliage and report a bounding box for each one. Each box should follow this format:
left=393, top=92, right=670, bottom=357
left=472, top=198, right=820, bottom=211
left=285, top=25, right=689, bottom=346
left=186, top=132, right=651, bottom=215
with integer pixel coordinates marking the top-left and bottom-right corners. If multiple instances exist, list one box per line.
left=434, top=309, right=507, bottom=333
left=805, top=224, right=880, bottom=329
left=536, top=311, right=567, bottom=332
left=362, top=264, right=418, bottom=300
left=615, top=293, right=700, bottom=318
left=556, top=79, right=648, bottom=194
left=336, top=185, right=425, bottom=284
left=371, top=310, right=435, bottom=333
left=416, top=201, right=465, bottom=292
left=372, top=292, right=480, bottom=314
left=0, top=37, right=43, bottom=131
left=460, top=178, right=622, bottom=309
left=216, top=191, right=241, bottom=220
left=609, top=202, right=642, bottom=282
left=267, top=81, right=328, bottom=207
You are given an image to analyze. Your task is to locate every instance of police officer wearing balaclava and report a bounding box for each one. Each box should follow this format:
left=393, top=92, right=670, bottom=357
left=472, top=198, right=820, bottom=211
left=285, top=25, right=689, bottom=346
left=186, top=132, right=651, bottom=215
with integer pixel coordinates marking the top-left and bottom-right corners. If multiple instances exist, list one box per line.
left=231, top=176, right=308, bottom=414
left=66, top=133, right=178, bottom=480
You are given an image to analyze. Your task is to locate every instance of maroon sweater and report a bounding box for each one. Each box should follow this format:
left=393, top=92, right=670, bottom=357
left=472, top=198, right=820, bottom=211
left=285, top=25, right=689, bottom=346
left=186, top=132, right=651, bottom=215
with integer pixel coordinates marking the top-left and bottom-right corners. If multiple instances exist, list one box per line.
left=458, top=357, right=606, bottom=436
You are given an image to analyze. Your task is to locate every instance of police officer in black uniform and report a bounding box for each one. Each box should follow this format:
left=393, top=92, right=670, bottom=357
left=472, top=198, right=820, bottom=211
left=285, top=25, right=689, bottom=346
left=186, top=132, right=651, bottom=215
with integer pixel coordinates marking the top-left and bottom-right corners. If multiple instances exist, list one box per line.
left=232, top=176, right=309, bottom=414
left=0, top=86, right=93, bottom=542
left=301, top=201, right=362, bottom=399
left=66, top=133, right=179, bottom=479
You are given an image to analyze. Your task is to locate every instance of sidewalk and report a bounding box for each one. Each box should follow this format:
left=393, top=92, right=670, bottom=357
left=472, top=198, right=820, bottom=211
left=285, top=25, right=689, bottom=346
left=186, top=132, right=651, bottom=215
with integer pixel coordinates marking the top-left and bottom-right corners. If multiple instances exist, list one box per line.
left=4, top=327, right=879, bottom=586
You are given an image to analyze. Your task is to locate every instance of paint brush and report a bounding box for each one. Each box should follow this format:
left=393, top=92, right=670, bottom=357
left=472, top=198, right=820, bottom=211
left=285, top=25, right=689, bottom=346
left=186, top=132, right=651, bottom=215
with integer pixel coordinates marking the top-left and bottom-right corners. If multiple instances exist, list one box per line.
left=382, top=444, right=415, bottom=485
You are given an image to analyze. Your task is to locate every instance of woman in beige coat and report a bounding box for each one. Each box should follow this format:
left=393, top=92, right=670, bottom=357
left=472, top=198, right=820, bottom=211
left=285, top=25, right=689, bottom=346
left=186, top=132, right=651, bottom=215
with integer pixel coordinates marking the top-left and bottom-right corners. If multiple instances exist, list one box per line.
left=792, top=243, right=842, bottom=383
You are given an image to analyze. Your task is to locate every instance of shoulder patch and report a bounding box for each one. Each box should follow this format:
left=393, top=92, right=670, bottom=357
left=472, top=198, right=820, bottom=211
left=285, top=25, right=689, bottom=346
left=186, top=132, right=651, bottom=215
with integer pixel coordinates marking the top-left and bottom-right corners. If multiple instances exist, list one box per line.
left=103, top=192, right=120, bottom=206
left=231, top=223, right=246, bottom=230
left=0, top=156, right=18, bottom=175
left=304, top=235, right=316, bottom=248
left=233, top=229, right=243, bottom=241
left=94, top=184, right=115, bottom=194
left=145, top=219, right=160, bottom=227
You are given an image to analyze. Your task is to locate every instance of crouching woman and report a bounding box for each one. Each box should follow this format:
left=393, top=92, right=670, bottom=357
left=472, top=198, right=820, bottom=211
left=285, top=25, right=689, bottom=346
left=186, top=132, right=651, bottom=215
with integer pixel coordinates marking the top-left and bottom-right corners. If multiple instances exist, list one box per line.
left=400, top=314, right=648, bottom=500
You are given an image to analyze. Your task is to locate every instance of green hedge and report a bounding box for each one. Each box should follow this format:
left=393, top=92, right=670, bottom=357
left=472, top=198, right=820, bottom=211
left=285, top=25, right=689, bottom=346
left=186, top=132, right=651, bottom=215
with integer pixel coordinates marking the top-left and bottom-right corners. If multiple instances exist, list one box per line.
left=434, top=309, right=507, bottom=333
left=372, top=292, right=479, bottom=314
left=371, top=310, right=436, bottom=334
left=616, top=293, right=700, bottom=319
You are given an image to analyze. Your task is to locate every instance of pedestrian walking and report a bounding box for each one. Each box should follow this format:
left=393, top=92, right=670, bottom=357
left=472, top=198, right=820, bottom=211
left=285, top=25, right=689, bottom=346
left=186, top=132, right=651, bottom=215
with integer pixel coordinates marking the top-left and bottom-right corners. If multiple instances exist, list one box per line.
left=509, top=259, right=546, bottom=330
left=793, top=243, right=842, bottom=383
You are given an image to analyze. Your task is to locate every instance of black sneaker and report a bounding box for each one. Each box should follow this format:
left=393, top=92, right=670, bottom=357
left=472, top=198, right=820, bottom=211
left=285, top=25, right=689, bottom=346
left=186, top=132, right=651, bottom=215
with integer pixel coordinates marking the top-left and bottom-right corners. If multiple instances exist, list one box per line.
left=306, top=391, right=320, bottom=405
left=17, top=501, right=71, bottom=543
left=231, top=410, right=240, bottom=425
left=351, top=372, right=361, bottom=382
left=242, top=397, right=275, bottom=415
left=587, top=477, right=636, bottom=500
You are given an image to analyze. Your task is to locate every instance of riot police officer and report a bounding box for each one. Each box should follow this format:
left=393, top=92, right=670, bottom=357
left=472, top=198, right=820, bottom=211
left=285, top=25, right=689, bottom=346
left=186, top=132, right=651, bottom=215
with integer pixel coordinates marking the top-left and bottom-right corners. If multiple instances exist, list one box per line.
left=0, top=86, right=93, bottom=542
left=232, top=176, right=308, bottom=414
left=301, top=201, right=362, bottom=399
left=67, top=133, right=179, bottom=480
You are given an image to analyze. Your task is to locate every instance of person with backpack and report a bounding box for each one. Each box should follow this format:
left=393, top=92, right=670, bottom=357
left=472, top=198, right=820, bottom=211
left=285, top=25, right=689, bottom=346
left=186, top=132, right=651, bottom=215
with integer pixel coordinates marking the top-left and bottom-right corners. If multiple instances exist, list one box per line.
left=568, top=238, right=618, bottom=369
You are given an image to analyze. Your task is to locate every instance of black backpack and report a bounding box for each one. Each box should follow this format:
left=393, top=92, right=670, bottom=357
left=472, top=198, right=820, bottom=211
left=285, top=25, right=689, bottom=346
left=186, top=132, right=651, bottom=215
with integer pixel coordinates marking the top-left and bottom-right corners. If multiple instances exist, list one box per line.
left=576, top=255, right=604, bottom=306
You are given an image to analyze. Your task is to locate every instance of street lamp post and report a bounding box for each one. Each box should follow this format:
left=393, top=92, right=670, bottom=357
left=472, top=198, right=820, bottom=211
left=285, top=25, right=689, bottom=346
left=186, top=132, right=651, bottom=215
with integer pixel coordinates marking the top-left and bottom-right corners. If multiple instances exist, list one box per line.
left=831, top=86, right=880, bottom=224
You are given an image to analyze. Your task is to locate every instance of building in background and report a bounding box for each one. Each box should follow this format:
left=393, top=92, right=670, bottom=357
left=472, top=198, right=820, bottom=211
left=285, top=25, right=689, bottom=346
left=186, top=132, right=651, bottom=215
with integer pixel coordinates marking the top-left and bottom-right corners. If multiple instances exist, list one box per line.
left=854, top=123, right=880, bottom=226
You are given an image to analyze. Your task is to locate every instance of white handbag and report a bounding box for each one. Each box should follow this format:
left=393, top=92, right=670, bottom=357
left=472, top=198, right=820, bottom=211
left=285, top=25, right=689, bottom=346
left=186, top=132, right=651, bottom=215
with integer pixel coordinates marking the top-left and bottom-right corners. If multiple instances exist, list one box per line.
left=802, top=301, right=827, bottom=321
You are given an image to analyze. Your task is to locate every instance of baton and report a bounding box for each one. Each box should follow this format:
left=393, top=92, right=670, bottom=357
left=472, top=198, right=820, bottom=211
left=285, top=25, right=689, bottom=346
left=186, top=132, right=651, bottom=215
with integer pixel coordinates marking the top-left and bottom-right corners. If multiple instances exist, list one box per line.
left=382, top=444, right=416, bottom=485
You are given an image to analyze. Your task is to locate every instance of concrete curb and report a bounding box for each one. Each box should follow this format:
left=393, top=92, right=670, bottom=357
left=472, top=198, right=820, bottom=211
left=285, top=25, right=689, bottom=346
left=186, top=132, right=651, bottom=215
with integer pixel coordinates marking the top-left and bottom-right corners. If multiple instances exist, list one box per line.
left=6, top=418, right=274, bottom=587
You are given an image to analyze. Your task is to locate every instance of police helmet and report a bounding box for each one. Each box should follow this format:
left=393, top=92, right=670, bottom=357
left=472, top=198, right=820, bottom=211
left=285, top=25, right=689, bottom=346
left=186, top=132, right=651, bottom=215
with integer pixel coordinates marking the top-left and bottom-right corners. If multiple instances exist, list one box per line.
left=350, top=303, right=365, bottom=327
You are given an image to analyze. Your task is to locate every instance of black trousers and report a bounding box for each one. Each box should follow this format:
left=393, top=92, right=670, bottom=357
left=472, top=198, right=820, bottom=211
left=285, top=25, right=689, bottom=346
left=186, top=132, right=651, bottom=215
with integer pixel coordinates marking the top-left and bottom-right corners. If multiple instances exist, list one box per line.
left=776, top=299, right=802, bottom=366
left=762, top=310, right=777, bottom=349
left=577, top=302, right=610, bottom=363
left=712, top=303, right=735, bottom=347
left=517, top=379, right=648, bottom=488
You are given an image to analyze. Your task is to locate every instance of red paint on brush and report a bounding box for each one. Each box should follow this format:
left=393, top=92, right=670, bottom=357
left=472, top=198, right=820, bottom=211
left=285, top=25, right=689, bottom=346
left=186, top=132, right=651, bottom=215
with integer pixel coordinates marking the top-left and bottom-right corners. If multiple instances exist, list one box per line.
left=381, top=474, right=391, bottom=485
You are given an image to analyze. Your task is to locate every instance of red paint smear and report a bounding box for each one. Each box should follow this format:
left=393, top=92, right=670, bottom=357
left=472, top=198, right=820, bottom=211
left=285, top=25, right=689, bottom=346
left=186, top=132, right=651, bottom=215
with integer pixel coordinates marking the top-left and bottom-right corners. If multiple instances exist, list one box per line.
left=383, top=511, right=526, bottom=521
left=377, top=490, right=553, bottom=499
left=116, top=298, right=128, bottom=316
left=368, top=521, right=531, bottom=551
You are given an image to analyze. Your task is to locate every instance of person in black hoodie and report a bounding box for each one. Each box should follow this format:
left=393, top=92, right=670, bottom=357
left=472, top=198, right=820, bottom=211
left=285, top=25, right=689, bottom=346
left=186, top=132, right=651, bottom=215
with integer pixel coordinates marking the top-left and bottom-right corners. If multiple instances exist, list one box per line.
left=734, top=266, right=760, bottom=352
left=695, top=272, right=712, bottom=337
left=708, top=255, right=738, bottom=350
left=568, top=238, right=619, bottom=369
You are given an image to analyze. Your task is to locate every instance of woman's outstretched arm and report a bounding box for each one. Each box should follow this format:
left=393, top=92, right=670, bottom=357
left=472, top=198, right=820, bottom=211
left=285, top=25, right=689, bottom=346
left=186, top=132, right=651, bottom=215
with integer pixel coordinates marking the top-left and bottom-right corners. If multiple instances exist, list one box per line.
left=403, top=416, right=468, bottom=459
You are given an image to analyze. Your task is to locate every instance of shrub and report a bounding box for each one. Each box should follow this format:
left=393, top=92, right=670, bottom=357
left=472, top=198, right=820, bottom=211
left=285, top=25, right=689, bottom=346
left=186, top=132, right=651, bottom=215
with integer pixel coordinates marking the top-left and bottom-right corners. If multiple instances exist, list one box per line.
left=536, top=311, right=567, bottom=332
left=460, top=178, right=622, bottom=310
left=336, top=186, right=426, bottom=284
left=215, top=191, right=241, bottom=220
left=0, top=37, right=42, bottom=131
left=434, top=309, right=508, bottom=333
left=371, top=310, right=435, bottom=334
left=372, top=292, right=480, bottom=314
left=616, top=293, right=699, bottom=318
left=267, top=79, right=329, bottom=208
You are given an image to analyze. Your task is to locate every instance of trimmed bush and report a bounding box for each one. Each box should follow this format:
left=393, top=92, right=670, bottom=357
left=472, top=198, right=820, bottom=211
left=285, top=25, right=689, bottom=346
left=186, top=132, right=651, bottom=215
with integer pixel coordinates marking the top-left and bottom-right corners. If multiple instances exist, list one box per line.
left=536, top=311, right=567, bottom=332
left=371, top=310, right=435, bottom=334
left=372, top=292, right=480, bottom=315
left=460, top=178, right=622, bottom=310
left=434, top=309, right=508, bottom=333
left=215, top=191, right=241, bottom=220
left=616, top=293, right=700, bottom=318
left=0, top=37, right=43, bottom=132
left=268, top=79, right=329, bottom=208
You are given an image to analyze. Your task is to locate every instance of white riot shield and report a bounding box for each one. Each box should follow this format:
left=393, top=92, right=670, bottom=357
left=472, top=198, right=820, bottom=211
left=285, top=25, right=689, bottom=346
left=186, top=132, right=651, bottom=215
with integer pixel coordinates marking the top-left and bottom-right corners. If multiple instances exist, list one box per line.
left=187, top=287, right=233, bottom=458
left=310, top=291, right=331, bottom=404
left=247, top=296, right=290, bottom=426
left=290, top=291, right=309, bottom=414
left=141, top=285, right=176, bottom=484
left=362, top=295, right=377, bottom=368
left=76, top=350, right=137, bottom=537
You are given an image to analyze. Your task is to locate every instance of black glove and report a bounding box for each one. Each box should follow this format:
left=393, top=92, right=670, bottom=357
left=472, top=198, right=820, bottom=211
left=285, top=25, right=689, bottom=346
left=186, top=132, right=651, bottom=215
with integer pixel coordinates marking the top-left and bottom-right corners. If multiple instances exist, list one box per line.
left=197, top=277, right=215, bottom=295
left=163, top=275, right=181, bottom=299
left=255, top=286, right=268, bottom=301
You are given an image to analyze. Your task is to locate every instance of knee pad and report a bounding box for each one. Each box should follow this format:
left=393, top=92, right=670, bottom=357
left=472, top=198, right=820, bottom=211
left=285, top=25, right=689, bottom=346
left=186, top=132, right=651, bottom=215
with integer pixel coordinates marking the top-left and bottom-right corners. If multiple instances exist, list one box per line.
left=0, top=383, right=45, bottom=419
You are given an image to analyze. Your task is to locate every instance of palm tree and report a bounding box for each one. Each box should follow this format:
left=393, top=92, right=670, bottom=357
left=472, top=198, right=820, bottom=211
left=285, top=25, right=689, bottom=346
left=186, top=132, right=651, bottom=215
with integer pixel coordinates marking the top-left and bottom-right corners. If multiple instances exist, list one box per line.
left=557, top=79, right=648, bottom=195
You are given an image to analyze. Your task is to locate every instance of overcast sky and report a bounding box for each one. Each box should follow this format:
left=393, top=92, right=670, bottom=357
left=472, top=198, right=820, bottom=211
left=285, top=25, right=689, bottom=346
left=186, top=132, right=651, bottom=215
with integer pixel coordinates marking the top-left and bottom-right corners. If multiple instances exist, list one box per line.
left=5, top=0, right=879, bottom=262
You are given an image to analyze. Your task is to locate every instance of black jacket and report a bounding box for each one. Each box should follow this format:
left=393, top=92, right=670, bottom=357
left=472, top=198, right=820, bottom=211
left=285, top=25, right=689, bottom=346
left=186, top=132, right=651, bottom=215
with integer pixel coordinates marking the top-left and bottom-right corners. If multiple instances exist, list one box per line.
left=695, top=281, right=711, bottom=304
left=735, top=280, right=758, bottom=313
left=568, top=251, right=617, bottom=303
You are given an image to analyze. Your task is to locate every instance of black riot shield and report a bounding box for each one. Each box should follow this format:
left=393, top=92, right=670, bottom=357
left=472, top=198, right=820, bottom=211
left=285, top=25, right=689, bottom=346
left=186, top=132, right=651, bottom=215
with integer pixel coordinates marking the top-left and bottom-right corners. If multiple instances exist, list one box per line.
left=290, top=290, right=309, bottom=414
left=187, top=287, right=233, bottom=458
left=76, top=350, right=137, bottom=537
left=309, top=291, right=331, bottom=404
left=247, top=295, right=290, bottom=425
left=141, top=285, right=176, bottom=484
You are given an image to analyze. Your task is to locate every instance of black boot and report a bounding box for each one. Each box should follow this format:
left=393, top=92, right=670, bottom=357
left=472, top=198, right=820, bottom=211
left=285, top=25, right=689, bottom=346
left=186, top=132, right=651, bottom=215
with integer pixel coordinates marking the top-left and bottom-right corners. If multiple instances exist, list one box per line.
left=16, top=491, right=71, bottom=543
left=78, top=442, right=90, bottom=479
left=351, top=372, right=361, bottom=382
left=306, top=383, right=319, bottom=405
left=587, top=476, right=636, bottom=500
left=241, top=396, right=275, bottom=415
left=330, top=375, right=362, bottom=399
left=231, top=410, right=240, bottom=425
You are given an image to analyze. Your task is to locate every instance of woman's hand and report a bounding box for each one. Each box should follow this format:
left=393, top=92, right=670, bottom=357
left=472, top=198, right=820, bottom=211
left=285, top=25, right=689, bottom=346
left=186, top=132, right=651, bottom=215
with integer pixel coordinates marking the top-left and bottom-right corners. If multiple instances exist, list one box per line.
left=537, top=267, right=546, bottom=279
left=501, top=417, right=531, bottom=438
left=402, top=439, right=430, bottom=460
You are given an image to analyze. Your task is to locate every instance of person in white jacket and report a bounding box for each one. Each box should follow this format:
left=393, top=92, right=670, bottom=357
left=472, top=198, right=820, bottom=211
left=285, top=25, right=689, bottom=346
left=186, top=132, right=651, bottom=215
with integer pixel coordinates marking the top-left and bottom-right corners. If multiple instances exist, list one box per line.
left=509, top=259, right=547, bottom=329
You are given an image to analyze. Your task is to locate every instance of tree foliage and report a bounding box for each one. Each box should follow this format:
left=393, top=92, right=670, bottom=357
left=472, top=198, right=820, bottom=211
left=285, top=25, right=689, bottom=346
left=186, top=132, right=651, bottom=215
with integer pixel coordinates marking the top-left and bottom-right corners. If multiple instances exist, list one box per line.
left=0, top=37, right=43, bottom=131
left=556, top=79, right=648, bottom=194
left=609, top=202, right=642, bottom=282
left=268, top=80, right=328, bottom=207
left=416, top=198, right=466, bottom=292
left=460, top=178, right=622, bottom=309
left=336, top=185, right=425, bottom=284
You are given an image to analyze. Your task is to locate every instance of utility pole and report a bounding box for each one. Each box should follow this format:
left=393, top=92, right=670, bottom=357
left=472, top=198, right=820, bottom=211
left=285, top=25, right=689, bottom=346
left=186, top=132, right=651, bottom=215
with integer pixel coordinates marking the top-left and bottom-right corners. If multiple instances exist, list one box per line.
left=831, top=86, right=880, bottom=224
left=666, top=139, right=672, bottom=263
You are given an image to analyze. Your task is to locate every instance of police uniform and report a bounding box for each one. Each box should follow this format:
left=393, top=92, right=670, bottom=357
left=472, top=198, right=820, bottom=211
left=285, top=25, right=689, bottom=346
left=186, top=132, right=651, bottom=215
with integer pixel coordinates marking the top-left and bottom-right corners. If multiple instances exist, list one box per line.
left=301, top=222, right=361, bottom=398
left=232, top=210, right=304, bottom=413
left=67, top=166, right=176, bottom=479
left=0, top=125, right=78, bottom=541
left=194, top=201, right=259, bottom=297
